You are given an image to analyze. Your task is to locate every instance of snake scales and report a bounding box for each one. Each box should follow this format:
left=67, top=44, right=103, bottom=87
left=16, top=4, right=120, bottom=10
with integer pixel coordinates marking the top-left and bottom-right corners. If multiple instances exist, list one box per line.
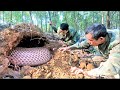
left=8, top=47, right=51, bottom=66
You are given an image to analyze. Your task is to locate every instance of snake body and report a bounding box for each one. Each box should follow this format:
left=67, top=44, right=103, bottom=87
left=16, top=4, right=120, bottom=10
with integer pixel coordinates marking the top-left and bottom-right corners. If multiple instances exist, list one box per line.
left=8, top=47, right=51, bottom=66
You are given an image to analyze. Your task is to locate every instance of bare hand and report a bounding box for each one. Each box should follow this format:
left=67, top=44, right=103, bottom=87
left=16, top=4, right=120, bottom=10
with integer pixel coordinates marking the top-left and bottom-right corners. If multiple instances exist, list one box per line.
left=58, top=40, right=65, bottom=45
left=92, top=56, right=104, bottom=61
left=70, top=67, right=98, bottom=78
left=70, top=67, right=83, bottom=74
left=49, top=21, right=52, bottom=25
left=59, top=46, right=70, bottom=52
left=70, top=67, right=95, bottom=78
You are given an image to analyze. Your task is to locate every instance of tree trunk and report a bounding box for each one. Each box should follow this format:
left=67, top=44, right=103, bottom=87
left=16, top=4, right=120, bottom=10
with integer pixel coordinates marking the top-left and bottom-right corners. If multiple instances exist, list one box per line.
left=45, top=12, right=47, bottom=32
left=64, top=11, right=68, bottom=23
left=3, top=11, right=4, bottom=23
left=10, top=11, right=12, bottom=24
left=118, top=11, right=120, bottom=29
left=106, top=11, right=110, bottom=29
left=116, top=11, right=120, bottom=29
left=22, top=11, right=24, bottom=22
left=92, top=11, right=94, bottom=23
left=74, top=12, right=79, bottom=30
left=101, top=11, right=104, bottom=24
left=73, top=12, right=77, bottom=30
left=48, top=11, right=53, bottom=34
left=40, top=19, right=43, bottom=31
left=29, top=11, right=33, bottom=24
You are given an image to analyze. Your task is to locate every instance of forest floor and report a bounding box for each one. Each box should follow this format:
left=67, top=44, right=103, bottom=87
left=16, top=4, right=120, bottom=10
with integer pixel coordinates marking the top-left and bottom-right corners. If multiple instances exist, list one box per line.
left=0, top=23, right=109, bottom=79
left=0, top=48, right=102, bottom=79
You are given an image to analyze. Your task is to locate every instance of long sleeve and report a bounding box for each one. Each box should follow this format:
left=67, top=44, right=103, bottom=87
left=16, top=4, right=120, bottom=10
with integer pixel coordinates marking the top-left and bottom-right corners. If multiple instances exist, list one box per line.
left=69, top=39, right=90, bottom=49
left=50, top=25, right=57, bottom=33
left=87, top=43, right=120, bottom=77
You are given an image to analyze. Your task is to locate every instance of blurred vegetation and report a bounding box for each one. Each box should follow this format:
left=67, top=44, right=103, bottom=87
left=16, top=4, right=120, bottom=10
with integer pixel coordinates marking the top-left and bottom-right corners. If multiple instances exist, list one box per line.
left=0, top=11, right=119, bottom=33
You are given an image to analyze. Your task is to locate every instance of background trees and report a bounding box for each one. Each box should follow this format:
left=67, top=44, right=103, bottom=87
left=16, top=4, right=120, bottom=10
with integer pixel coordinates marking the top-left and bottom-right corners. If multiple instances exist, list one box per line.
left=0, top=11, right=119, bottom=33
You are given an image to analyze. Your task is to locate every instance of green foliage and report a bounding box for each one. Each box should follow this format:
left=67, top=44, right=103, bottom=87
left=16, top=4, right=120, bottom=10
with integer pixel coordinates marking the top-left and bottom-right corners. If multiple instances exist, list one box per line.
left=12, top=11, right=23, bottom=24
left=0, top=11, right=119, bottom=32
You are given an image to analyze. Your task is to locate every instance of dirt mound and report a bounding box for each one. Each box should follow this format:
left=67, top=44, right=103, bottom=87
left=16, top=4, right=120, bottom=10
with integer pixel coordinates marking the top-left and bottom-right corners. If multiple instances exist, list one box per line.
left=19, top=49, right=102, bottom=79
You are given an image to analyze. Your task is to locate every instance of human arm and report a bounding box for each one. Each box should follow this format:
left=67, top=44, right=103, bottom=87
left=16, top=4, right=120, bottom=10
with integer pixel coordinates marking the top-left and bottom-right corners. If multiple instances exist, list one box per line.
left=49, top=22, right=57, bottom=33
left=70, top=43, right=120, bottom=78
left=51, top=26, right=57, bottom=33
left=69, top=39, right=90, bottom=49
left=59, top=39, right=90, bottom=52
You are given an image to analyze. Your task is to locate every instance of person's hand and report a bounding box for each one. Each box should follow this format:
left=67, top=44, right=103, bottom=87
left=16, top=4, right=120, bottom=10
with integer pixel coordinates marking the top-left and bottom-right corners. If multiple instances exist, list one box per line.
left=58, top=40, right=67, bottom=47
left=58, top=40, right=65, bottom=45
left=92, top=56, right=104, bottom=62
left=59, top=46, right=70, bottom=52
left=70, top=66, right=99, bottom=78
left=49, top=21, right=52, bottom=25
left=70, top=67, right=83, bottom=74
left=70, top=67, right=96, bottom=78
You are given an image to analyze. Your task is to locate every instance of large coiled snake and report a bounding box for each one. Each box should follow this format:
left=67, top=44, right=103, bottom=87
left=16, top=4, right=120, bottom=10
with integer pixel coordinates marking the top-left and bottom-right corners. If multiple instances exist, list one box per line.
left=8, top=47, right=51, bottom=66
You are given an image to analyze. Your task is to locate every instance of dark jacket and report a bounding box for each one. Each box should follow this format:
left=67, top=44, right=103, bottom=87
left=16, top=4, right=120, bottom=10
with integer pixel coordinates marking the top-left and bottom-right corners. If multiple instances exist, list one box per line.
left=51, top=25, right=81, bottom=45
